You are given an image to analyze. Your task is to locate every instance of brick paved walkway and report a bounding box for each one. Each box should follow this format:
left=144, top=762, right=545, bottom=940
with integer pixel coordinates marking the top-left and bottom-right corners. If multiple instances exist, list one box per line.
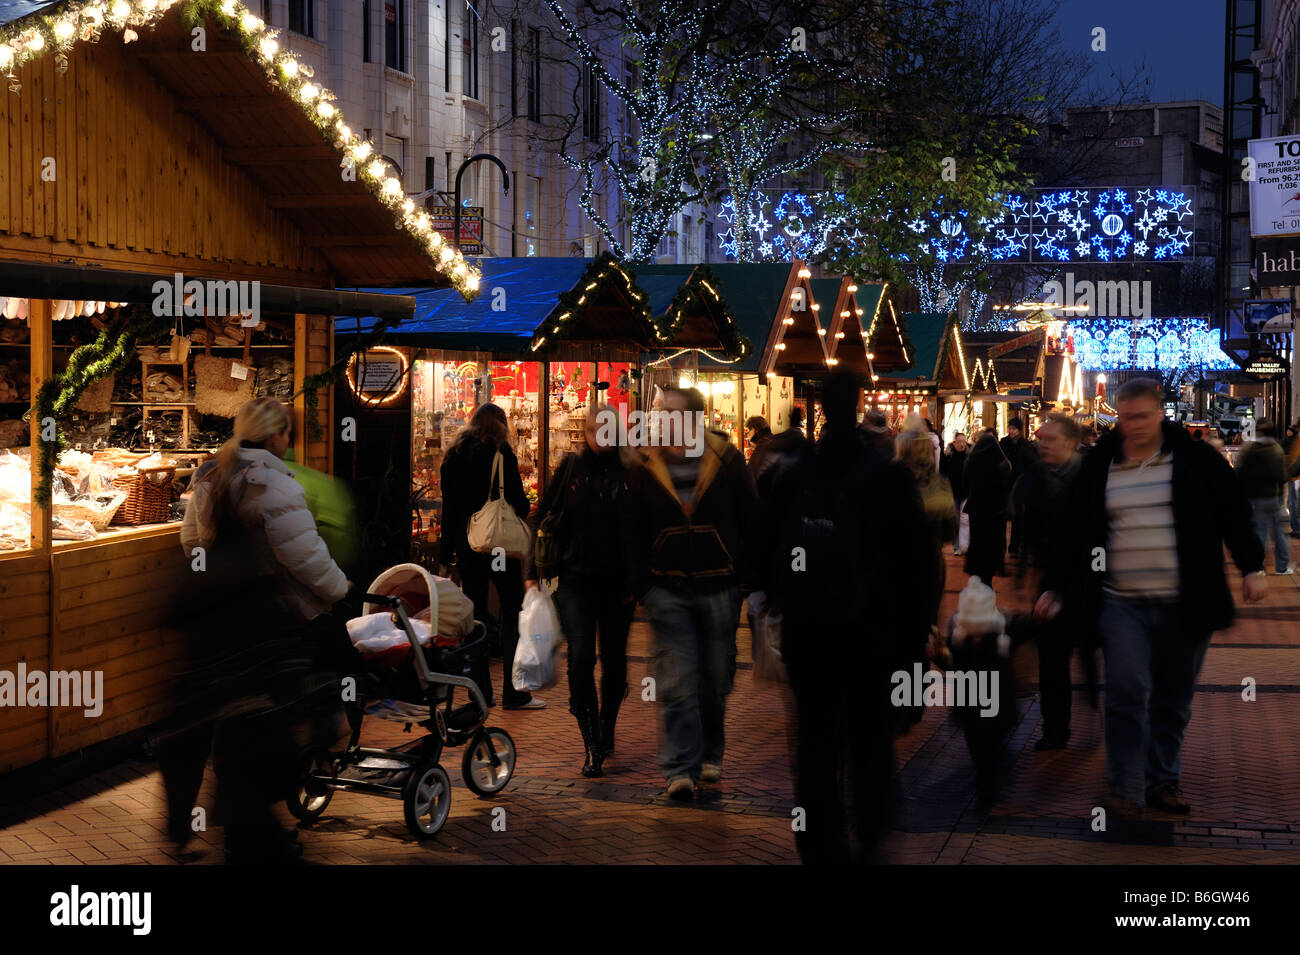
left=2, top=544, right=1298, bottom=865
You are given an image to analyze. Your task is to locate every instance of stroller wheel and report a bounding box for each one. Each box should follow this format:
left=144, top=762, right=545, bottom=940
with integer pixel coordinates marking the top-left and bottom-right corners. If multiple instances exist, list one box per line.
left=462, top=727, right=516, bottom=797
left=403, top=762, right=451, bottom=839
left=287, top=747, right=335, bottom=822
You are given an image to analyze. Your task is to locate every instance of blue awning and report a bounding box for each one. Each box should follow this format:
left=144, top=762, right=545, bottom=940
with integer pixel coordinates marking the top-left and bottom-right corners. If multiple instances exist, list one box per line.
left=0, top=1, right=61, bottom=29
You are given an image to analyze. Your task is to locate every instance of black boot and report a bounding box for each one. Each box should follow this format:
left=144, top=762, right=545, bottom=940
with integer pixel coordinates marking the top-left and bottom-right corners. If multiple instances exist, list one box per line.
left=570, top=700, right=604, bottom=778
left=599, top=683, right=628, bottom=758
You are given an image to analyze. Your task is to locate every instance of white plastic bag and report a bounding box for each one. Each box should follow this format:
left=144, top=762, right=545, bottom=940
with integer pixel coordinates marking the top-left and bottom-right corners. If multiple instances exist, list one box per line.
left=955, top=503, right=970, bottom=555
left=513, top=586, right=562, bottom=691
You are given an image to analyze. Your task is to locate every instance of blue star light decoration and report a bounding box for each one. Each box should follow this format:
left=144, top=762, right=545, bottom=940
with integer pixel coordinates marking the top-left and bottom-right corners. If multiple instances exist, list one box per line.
left=949, top=186, right=1196, bottom=264
left=717, top=191, right=849, bottom=262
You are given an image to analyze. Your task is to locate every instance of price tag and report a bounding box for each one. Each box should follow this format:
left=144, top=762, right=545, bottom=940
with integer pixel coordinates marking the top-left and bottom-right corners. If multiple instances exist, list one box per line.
left=230, top=362, right=249, bottom=381
left=146, top=430, right=156, bottom=443
left=240, top=314, right=261, bottom=328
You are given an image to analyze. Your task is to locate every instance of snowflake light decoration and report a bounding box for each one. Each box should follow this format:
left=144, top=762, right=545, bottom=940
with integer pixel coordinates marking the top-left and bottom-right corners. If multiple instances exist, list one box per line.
left=717, top=190, right=848, bottom=262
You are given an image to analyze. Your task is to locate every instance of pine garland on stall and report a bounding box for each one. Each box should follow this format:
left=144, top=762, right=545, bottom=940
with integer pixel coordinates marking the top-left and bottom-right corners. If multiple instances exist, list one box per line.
left=31, top=306, right=172, bottom=507
left=295, top=317, right=401, bottom=442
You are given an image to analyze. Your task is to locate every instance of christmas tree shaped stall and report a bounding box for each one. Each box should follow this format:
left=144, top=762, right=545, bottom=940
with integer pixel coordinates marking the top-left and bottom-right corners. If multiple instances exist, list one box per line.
left=758, top=261, right=831, bottom=379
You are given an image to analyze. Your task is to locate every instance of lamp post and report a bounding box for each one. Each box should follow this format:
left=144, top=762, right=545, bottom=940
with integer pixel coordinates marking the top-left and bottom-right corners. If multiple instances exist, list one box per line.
left=454, top=154, right=510, bottom=255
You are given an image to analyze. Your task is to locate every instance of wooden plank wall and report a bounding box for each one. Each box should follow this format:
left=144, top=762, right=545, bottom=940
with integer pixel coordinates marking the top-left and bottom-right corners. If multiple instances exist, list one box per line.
left=47, top=531, right=187, bottom=759
left=299, top=314, right=333, bottom=473
left=0, top=554, right=53, bottom=774
left=0, top=38, right=326, bottom=282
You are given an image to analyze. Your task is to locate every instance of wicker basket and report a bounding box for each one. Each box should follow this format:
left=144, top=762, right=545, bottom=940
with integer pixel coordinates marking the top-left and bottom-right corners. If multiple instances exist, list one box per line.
left=55, top=491, right=127, bottom=532
left=110, top=466, right=176, bottom=525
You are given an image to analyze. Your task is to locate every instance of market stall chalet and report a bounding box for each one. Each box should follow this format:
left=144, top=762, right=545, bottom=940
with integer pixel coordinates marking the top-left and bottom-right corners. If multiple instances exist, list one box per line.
left=637, top=261, right=812, bottom=453
left=632, top=263, right=762, bottom=452
left=961, top=328, right=1051, bottom=436
left=341, top=253, right=661, bottom=556
left=867, top=312, right=972, bottom=440
left=0, top=1, right=476, bottom=774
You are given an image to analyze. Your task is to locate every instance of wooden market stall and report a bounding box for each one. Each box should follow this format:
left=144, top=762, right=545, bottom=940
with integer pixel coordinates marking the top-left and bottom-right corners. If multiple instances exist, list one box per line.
left=961, top=328, right=1050, bottom=436
left=637, top=261, right=813, bottom=453
left=0, top=2, right=474, bottom=774
left=339, top=253, right=662, bottom=564
left=867, top=312, right=972, bottom=439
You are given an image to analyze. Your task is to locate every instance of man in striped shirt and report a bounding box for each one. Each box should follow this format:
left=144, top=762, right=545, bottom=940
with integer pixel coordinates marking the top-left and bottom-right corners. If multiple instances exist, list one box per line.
left=1037, top=378, right=1265, bottom=818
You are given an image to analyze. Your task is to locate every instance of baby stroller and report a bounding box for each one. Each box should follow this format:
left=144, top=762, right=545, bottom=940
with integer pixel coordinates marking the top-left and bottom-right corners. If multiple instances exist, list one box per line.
left=286, top=564, right=517, bottom=839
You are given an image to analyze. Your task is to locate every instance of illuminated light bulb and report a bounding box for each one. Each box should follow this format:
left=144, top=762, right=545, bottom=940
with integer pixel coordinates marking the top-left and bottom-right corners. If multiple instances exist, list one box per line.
left=299, top=82, right=319, bottom=101
left=0, top=47, right=12, bottom=70
left=366, top=158, right=386, bottom=178
left=336, top=121, right=350, bottom=138
left=241, top=13, right=264, bottom=34
left=439, top=246, right=454, bottom=263
left=140, top=0, right=158, bottom=11
left=776, top=343, right=786, bottom=350
left=402, top=199, right=415, bottom=214
left=817, top=328, right=826, bottom=335
left=836, top=332, right=845, bottom=339
left=259, top=37, right=278, bottom=58
left=841, top=310, right=849, bottom=317
left=84, top=7, right=104, bottom=26
left=452, top=262, right=468, bottom=279
left=847, top=284, right=858, bottom=292
left=465, top=273, right=480, bottom=292
left=678, top=375, right=693, bottom=389
left=28, top=32, right=45, bottom=51
left=414, top=213, right=430, bottom=231
left=111, top=1, right=130, bottom=18
left=867, top=352, right=875, bottom=360
left=349, top=140, right=371, bottom=162
left=428, top=230, right=442, bottom=247
left=783, top=317, right=794, bottom=325
left=856, top=309, right=864, bottom=316
left=316, top=101, right=335, bottom=119
left=381, top=177, right=402, bottom=197
left=122, top=28, right=138, bottom=43
left=282, top=58, right=299, bottom=78
left=766, top=371, right=775, bottom=379
left=220, top=0, right=237, bottom=15
left=872, top=374, right=880, bottom=381
left=811, top=304, right=820, bottom=311
left=798, top=268, right=811, bottom=278
left=54, top=19, right=76, bottom=41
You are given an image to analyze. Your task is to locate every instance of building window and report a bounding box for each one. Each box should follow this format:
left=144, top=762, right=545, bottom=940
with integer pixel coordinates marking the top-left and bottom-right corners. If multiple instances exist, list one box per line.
left=525, top=176, right=541, bottom=256
left=288, top=0, right=313, bottom=37
left=582, top=61, right=601, bottom=141
left=527, top=27, right=542, bottom=121
left=463, top=2, right=480, bottom=99
left=262, top=0, right=272, bottom=25
left=363, top=0, right=372, bottom=63
left=510, top=19, right=518, bottom=117
left=385, top=1, right=406, bottom=73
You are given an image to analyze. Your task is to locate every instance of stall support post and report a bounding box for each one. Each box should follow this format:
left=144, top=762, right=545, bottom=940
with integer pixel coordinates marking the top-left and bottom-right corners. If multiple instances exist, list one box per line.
left=293, top=313, right=309, bottom=465
left=538, top=360, right=550, bottom=497
left=29, top=299, right=52, bottom=554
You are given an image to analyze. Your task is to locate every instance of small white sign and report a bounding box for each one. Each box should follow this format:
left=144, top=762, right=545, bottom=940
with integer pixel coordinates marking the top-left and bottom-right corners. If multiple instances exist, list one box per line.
left=230, top=362, right=249, bottom=381
left=1248, top=134, right=1300, bottom=236
left=240, top=314, right=261, bottom=328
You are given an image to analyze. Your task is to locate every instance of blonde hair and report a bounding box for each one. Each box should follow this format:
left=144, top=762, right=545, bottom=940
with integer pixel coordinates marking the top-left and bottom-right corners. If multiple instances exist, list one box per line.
left=896, top=428, right=937, bottom=483
left=203, top=397, right=291, bottom=522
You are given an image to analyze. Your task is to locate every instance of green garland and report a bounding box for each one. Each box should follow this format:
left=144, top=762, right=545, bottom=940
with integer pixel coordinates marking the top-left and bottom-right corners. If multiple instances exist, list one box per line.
left=661, top=266, right=752, bottom=359
left=31, top=307, right=173, bottom=507
left=542, top=252, right=665, bottom=349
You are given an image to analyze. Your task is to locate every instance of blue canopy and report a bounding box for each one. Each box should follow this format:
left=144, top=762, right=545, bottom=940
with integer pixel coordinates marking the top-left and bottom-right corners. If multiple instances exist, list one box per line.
left=341, top=257, right=612, bottom=352
left=0, top=1, right=61, bottom=28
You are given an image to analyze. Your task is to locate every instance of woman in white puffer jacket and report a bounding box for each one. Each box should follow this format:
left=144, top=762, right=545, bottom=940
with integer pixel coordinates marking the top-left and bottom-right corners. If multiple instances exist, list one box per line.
left=182, top=397, right=348, bottom=621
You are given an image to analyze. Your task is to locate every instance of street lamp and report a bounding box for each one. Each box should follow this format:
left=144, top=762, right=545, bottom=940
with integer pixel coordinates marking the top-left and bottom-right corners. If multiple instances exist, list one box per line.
left=454, top=154, right=510, bottom=255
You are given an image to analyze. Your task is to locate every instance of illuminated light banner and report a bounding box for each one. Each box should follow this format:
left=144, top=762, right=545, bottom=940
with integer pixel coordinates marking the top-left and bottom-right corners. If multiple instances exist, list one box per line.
left=717, top=192, right=852, bottom=261
left=924, top=187, right=1196, bottom=264
left=1067, top=319, right=1235, bottom=373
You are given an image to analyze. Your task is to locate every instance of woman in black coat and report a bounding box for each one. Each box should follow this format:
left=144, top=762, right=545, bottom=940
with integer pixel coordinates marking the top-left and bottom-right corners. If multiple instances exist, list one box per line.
left=440, top=402, right=538, bottom=710
left=962, top=430, right=1012, bottom=584
left=525, top=406, right=634, bottom=777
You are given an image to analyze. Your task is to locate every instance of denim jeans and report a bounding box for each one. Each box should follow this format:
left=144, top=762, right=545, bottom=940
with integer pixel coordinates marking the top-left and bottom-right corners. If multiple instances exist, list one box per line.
left=642, top=585, right=740, bottom=782
left=1250, top=497, right=1291, bottom=573
left=1287, top=480, right=1300, bottom=535
left=1099, top=592, right=1211, bottom=802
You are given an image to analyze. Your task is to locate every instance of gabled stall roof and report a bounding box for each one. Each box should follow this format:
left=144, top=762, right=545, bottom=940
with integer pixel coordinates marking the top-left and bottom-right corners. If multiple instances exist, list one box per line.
left=874, top=313, right=970, bottom=391
left=676, top=262, right=802, bottom=373
left=634, top=264, right=750, bottom=356
left=962, top=329, right=1047, bottom=390
left=0, top=0, right=475, bottom=293
left=344, top=255, right=658, bottom=355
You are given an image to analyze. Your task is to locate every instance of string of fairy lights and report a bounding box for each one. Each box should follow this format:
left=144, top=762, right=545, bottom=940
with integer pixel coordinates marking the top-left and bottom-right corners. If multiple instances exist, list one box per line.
left=0, top=0, right=481, bottom=300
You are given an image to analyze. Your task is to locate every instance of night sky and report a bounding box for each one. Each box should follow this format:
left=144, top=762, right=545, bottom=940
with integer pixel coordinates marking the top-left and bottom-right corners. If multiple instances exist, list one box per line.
left=1054, top=0, right=1227, bottom=106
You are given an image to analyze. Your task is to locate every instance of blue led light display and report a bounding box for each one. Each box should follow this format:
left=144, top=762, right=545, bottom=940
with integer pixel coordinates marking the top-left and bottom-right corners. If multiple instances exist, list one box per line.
left=1066, top=318, right=1235, bottom=373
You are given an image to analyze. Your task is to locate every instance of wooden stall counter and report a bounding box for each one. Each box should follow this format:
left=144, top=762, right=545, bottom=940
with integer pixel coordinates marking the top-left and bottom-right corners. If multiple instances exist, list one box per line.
left=0, top=524, right=188, bottom=773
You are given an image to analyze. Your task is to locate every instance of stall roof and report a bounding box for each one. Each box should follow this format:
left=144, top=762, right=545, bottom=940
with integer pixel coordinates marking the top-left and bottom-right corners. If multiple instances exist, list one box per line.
left=876, top=313, right=948, bottom=382
left=343, top=255, right=657, bottom=353
left=0, top=0, right=474, bottom=293
left=632, top=264, right=750, bottom=356
left=689, top=263, right=804, bottom=372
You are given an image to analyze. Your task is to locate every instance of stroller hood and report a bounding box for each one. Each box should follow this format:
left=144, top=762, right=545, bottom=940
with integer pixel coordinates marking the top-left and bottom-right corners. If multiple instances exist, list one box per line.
left=362, top=563, right=476, bottom=639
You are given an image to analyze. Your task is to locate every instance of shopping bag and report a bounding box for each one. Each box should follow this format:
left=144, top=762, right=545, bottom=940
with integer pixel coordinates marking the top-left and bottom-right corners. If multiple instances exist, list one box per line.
left=747, top=592, right=787, bottom=684
left=513, top=586, right=562, bottom=691
left=467, top=450, right=530, bottom=559
left=956, top=503, right=970, bottom=555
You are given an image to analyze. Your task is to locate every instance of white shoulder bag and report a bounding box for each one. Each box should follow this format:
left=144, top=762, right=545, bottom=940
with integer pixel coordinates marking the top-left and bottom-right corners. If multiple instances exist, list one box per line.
left=466, top=449, right=531, bottom=559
